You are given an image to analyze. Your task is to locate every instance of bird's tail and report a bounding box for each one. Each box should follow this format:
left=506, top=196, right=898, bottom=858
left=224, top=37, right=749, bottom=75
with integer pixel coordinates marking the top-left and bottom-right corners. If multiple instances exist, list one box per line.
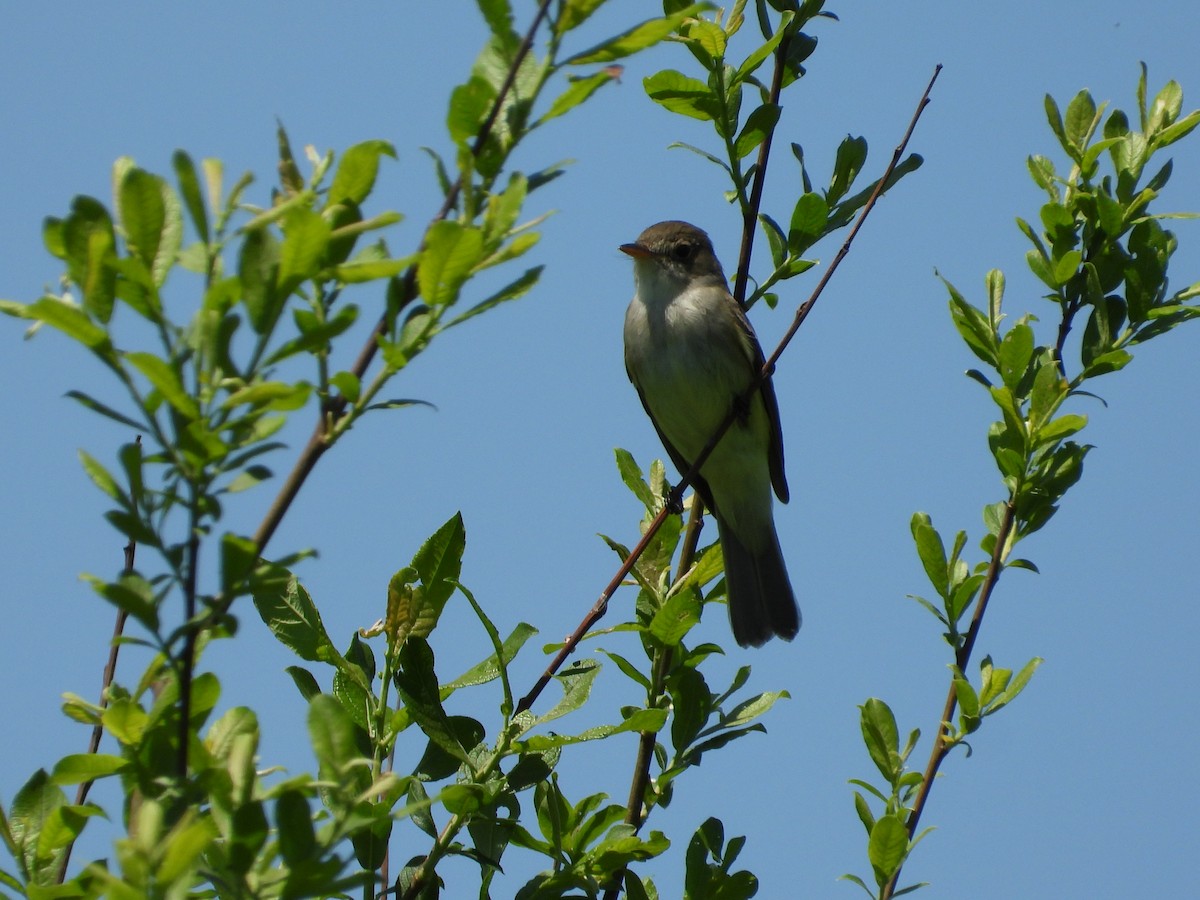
left=718, top=517, right=800, bottom=648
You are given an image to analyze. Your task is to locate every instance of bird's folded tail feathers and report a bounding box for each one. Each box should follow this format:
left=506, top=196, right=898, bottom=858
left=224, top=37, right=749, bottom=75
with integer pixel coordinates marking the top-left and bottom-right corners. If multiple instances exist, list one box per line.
left=718, top=518, right=800, bottom=648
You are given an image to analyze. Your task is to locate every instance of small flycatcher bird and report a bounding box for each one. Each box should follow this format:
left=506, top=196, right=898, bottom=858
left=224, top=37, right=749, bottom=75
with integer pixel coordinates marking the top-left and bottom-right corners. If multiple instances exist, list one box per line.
left=621, top=220, right=800, bottom=647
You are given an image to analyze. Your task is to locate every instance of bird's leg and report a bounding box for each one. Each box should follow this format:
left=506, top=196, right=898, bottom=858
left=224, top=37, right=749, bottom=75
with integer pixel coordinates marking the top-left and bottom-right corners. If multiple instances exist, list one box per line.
left=664, top=481, right=686, bottom=516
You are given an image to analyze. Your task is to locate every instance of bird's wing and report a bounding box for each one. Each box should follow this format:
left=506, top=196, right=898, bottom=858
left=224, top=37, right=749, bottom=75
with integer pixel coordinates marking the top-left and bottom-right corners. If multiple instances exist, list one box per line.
left=728, top=296, right=790, bottom=504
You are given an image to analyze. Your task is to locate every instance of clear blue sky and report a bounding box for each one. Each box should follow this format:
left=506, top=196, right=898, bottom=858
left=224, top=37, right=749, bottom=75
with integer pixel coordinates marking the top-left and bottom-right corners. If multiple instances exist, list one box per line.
left=2, top=3, right=1198, bottom=897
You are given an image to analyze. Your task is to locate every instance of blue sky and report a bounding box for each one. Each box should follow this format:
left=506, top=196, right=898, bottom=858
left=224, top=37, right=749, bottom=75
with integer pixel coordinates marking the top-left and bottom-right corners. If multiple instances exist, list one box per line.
left=2, top=2, right=1198, bottom=897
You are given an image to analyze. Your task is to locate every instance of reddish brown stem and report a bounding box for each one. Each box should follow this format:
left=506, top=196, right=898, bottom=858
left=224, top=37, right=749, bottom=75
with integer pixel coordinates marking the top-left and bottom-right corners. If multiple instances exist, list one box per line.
left=880, top=498, right=1015, bottom=900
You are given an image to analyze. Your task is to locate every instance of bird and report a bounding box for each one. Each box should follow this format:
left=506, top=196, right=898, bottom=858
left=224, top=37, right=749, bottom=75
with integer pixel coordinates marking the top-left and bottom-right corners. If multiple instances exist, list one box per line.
left=620, top=220, right=800, bottom=647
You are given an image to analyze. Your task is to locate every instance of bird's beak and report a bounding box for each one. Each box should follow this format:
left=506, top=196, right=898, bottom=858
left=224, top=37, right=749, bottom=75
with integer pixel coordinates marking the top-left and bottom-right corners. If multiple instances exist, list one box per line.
left=619, top=242, right=653, bottom=259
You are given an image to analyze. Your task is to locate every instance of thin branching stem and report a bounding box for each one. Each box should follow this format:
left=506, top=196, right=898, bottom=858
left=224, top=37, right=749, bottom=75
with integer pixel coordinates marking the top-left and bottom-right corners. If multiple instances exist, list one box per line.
left=57, top=435, right=143, bottom=883
left=177, top=492, right=202, bottom=778
left=600, top=505, right=702, bottom=900
left=880, top=498, right=1015, bottom=900
left=733, top=29, right=791, bottom=304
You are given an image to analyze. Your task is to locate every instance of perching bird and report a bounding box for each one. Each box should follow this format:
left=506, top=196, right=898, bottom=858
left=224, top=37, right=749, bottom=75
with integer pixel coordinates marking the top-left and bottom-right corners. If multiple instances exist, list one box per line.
left=621, top=220, right=800, bottom=647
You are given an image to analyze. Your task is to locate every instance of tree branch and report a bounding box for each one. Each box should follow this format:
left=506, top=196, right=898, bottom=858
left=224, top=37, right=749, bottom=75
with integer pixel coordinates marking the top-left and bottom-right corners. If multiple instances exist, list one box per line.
left=880, top=497, right=1015, bottom=900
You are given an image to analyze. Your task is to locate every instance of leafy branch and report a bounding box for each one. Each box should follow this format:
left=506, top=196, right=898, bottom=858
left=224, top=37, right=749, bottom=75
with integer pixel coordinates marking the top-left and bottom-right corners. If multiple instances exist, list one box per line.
left=843, top=66, right=1200, bottom=899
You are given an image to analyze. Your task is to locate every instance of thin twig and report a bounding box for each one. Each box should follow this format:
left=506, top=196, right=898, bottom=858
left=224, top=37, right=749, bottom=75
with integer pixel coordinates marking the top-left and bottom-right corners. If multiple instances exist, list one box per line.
left=600, top=502, right=703, bottom=900
left=733, top=28, right=791, bottom=304
left=880, top=498, right=1015, bottom=900
left=515, top=64, right=942, bottom=718
left=57, top=435, right=142, bottom=883
left=177, top=502, right=201, bottom=777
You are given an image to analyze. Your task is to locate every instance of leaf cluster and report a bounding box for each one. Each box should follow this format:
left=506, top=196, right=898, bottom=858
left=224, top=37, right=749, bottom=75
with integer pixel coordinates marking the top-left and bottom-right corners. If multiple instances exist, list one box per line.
left=643, top=0, right=921, bottom=307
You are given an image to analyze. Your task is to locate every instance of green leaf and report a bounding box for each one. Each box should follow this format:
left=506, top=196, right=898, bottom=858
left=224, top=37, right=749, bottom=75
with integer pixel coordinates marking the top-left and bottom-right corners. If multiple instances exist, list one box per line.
left=447, top=74, right=496, bottom=148
left=9, top=769, right=69, bottom=885
left=1148, top=80, right=1182, bottom=134
left=119, top=167, right=182, bottom=288
left=278, top=207, right=331, bottom=292
left=445, top=265, right=543, bottom=329
left=330, top=370, right=361, bottom=403
left=251, top=568, right=339, bottom=663
left=124, top=351, right=199, bottom=419
left=827, top=135, right=867, bottom=207
left=1026, top=154, right=1058, bottom=197
left=286, top=666, right=322, bottom=702
left=1052, top=249, right=1082, bottom=286
left=684, top=17, right=726, bottom=63
left=333, top=254, right=415, bottom=284
left=944, top=279, right=998, bottom=367
left=649, top=586, right=701, bottom=646
left=986, top=268, right=1005, bottom=328
left=669, top=141, right=734, bottom=177
left=1034, top=413, right=1086, bottom=447
left=997, top=322, right=1034, bottom=391
left=50, top=754, right=128, bottom=785
left=77, top=449, right=124, bottom=503
left=275, top=789, right=316, bottom=865
left=265, top=303, right=359, bottom=364
left=1154, top=108, right=1200, bottom=148
left=442, top=622, right=538, bottom=694
left=238, top=227, right=282, bottom=334
left=734, top=102, right=780, bottom=159
left=519, top=708, right=668, bottom=751
left=597, top=649, right=651, bottom=691
left=84, top=572, right=159, bottom=630
left=718, top=689, right=788, bottom=731
left=102, top=697, right=148, bottom=745
left=1, top=298, right=108, bottom=353
left=986, top=657, right=1043, bottom=715
left=910, top=513, right=949, bottom=599
left=327, top=140, right=396, bottom=207
left=395, top=638, right=472, bottom=764
left=173, top=150, right=210, bottom=244
left=734, top=17, right=787, bottom=83
left=788, top=191, right=828, bottom=253
left=556, top=0, right=607, bottom=35
left=642, top=69, right=719, bottom=121
left=539, top=70, right=621, bottom=124
left=62, top=196, right=118, bottom=323
left=867, top=815, right=908, bottom=882
left=410, top=512, right=466, bottom=617
left=860, top=698, right=900, bottom=782
left=1063, top=89, right=1098, bottom=156
left=418, top=221, right=485, bottom=307
left=564, top=5, right=711, bottom=65
left=1028, top=359, right=1068, bottom=429
left=1044, top=93, right=1069, bottom=156
left=759, top=212, right=787, bottom=268
left=615, top=448, right=655, bottom=510
left=537, top=660, right=601, bottom=724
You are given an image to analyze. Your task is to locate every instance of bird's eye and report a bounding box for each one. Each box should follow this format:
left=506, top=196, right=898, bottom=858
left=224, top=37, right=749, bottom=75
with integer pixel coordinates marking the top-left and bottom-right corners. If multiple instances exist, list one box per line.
left=670, top=242, right=694, bottom=262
